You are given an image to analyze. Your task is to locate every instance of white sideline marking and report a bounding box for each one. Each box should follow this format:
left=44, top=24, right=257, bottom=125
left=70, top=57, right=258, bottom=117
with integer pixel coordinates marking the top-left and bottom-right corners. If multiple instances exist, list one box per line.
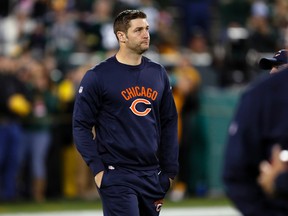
left=0, top=206, right=242, bottom=216
left=162, top=207, right=242, bottom=216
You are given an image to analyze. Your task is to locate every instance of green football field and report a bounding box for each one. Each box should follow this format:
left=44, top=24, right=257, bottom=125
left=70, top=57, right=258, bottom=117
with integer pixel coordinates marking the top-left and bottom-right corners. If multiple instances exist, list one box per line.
left=0, top=197, right=235, bottom=213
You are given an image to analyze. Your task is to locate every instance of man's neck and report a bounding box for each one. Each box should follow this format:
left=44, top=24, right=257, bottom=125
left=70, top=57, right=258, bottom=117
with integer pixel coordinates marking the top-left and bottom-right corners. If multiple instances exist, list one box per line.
left=116, top=49, right=142, bottom=66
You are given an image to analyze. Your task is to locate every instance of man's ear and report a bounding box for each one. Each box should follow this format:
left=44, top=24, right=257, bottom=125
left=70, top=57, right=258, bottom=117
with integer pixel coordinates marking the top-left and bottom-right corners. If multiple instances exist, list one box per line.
left=117, top=31, right=126, bottom=43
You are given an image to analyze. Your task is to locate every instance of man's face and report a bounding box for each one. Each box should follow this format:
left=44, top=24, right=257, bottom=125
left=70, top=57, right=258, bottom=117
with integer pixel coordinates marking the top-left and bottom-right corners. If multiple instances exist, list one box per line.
left=124, top=18, right=150, bottom=54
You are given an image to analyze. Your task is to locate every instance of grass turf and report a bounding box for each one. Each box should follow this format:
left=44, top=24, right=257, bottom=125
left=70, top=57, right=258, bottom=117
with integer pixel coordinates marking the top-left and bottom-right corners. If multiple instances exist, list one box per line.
left=0, top=197, right=234, bottom=213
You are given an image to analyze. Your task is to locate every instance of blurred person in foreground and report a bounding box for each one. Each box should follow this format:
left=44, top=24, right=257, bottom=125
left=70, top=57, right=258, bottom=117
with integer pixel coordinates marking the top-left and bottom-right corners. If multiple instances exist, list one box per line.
left=73, top=10, right=178, bottom=216
left=257, top=49, right=288, bottom=199
left=222, top=49, right=288, bottom=215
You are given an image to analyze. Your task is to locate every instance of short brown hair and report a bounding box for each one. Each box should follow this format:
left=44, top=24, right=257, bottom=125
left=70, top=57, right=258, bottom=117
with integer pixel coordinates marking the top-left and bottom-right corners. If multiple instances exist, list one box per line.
left=113, top=10, right=147, bottom=38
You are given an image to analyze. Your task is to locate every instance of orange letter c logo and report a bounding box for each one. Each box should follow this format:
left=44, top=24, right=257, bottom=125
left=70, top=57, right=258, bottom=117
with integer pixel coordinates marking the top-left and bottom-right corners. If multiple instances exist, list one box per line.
left=129, top=98, right=151, bottom=116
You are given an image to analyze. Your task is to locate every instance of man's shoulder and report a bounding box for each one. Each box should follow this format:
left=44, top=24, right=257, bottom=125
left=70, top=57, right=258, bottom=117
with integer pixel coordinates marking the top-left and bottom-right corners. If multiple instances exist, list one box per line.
left=143, top=56, right=164, bottom=68
left=143, top=55, right=154, bottom=63
left=90, top=56, right=115, bottom=71
left=258, top=68, right=288, bottom=88
left=81, top=57, right=115, bottom=82
left=245, top=68, right=288, bottom=97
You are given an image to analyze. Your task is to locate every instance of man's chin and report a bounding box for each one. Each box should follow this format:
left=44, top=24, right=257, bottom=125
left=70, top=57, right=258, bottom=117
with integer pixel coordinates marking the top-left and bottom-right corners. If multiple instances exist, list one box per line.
left=139, top=46, right=149, bottom=54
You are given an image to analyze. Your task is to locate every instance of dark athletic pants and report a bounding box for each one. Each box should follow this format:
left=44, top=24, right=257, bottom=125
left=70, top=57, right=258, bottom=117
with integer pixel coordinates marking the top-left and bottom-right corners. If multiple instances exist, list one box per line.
left=97, top=166, right=171, bottom=216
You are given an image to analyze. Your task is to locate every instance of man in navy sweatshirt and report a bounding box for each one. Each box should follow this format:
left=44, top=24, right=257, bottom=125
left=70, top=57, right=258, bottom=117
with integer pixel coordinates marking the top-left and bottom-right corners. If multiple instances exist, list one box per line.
left=73, top=10, right=179, bottom=216
left=223, top=51, right=288, bottom=215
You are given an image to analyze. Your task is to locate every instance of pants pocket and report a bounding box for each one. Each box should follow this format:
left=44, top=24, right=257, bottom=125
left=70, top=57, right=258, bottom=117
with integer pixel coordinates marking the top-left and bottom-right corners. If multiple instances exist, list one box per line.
left=158, top=171, right=170, bottom=193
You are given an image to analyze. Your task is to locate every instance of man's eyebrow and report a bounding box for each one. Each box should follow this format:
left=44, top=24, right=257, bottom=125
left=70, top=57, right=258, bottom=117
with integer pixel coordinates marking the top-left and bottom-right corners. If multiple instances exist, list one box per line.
left=134, top=25, right=149, bottom=30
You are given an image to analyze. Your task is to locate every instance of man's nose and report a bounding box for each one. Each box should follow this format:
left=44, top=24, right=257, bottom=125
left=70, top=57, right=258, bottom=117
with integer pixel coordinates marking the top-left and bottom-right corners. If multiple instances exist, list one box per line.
left=143, top=30, right=149, bottom=38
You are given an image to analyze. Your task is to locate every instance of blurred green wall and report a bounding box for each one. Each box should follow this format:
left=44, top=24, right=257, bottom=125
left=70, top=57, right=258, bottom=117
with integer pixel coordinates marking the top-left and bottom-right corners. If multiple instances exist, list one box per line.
left=187, top=86, right=243, bottom=196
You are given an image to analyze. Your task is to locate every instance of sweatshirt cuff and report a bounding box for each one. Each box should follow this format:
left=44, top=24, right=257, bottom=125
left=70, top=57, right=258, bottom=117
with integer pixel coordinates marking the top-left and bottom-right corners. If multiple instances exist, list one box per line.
left=274, top=172, right=288, bottom=198
left=162, top=164, right=179, bottom=180
left=89, top=160, right=105, bottom=177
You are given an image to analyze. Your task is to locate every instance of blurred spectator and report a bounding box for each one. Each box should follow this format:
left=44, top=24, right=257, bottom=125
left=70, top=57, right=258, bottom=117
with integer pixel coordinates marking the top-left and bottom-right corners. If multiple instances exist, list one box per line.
left=56, top=68, right=78, bottom=199
left=0, top=56, right=31, bottom=201
left=186, top=28, right=218, bottom=87
left=30, top=0, right=49, bottom=20
left=187, top=29, right=213, bottom=67
left=77, top=0, right=117, bottom=53
left=216, top=0, right=251, bottom=87
left=0, top=0, right=10, bottom=17
left=245, top=2, right=285, bottom=80
left=153, top=10, right=181, bottom=66
left=73, top=0, right=95, bottom=13
left=58, top=64, right=99, bottom=200
left=177, top=0, right=213, bottom=45
left=0, top=3, right=36, bottom=56
left=26, top=21, right=48, bottom=60
left=247, top=0, right=279, bottom=53
left=48, top=10, right=79, bottom=73
left=219, top=0, right=251, bottom=28
left=18, top=60, right=58, bottom=202
left=169, top=55, right=201, bottom=201
left=271, top=0, right=288, bottom=48
left=117, top=0, right=141, bottom=8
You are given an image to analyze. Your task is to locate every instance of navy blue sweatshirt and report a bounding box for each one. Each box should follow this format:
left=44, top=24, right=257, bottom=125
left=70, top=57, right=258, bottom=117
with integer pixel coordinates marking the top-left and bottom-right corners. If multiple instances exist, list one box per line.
left=73, top=55, right=179, bottom=179
left=275, top=172, right=288, bottom=199
left=223, top=69, right=288, bottom=216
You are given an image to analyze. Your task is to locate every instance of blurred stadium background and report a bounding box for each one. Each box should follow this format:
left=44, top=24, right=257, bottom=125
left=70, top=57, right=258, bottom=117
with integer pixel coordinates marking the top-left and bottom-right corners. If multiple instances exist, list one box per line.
left=0, top=0, right=287, bottom=215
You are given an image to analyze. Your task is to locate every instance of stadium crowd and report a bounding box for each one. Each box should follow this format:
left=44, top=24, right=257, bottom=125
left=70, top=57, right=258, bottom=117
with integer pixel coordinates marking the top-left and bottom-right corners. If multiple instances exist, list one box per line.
left=0, top=0, right=288, bottom=203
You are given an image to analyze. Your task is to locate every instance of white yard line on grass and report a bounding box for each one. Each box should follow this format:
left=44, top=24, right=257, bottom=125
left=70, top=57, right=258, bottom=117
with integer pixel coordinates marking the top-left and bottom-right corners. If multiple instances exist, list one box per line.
left=0, top=206, right=242, bottom=216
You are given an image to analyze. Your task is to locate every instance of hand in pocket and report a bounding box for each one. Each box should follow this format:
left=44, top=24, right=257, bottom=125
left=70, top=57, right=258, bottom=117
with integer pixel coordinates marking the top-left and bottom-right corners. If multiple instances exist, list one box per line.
left=95, top=171, right=104, bottom=188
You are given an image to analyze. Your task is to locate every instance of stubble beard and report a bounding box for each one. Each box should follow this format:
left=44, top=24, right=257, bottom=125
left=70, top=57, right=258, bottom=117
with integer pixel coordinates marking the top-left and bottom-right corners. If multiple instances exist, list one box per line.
left=126, top=40, right=149, bottom=55
left=139, top=47, right=148, bottom=55
left=137, top=43, right=149, bottom=55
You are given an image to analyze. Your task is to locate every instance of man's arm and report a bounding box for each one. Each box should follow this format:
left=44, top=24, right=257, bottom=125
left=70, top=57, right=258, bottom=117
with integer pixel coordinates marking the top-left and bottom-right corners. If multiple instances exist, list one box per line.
left=158, top=69, right=179, bottom=179
left=72, top=70, right=105, bottom=177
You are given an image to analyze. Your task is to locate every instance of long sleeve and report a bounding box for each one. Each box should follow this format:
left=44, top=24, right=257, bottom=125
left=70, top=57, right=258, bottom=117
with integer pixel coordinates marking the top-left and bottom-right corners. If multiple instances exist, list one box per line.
left=274, top=172, right=288, bottom=199
left=158, top=71, right=179, bottom=179
left=73, top=70, right=105, bottom=176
